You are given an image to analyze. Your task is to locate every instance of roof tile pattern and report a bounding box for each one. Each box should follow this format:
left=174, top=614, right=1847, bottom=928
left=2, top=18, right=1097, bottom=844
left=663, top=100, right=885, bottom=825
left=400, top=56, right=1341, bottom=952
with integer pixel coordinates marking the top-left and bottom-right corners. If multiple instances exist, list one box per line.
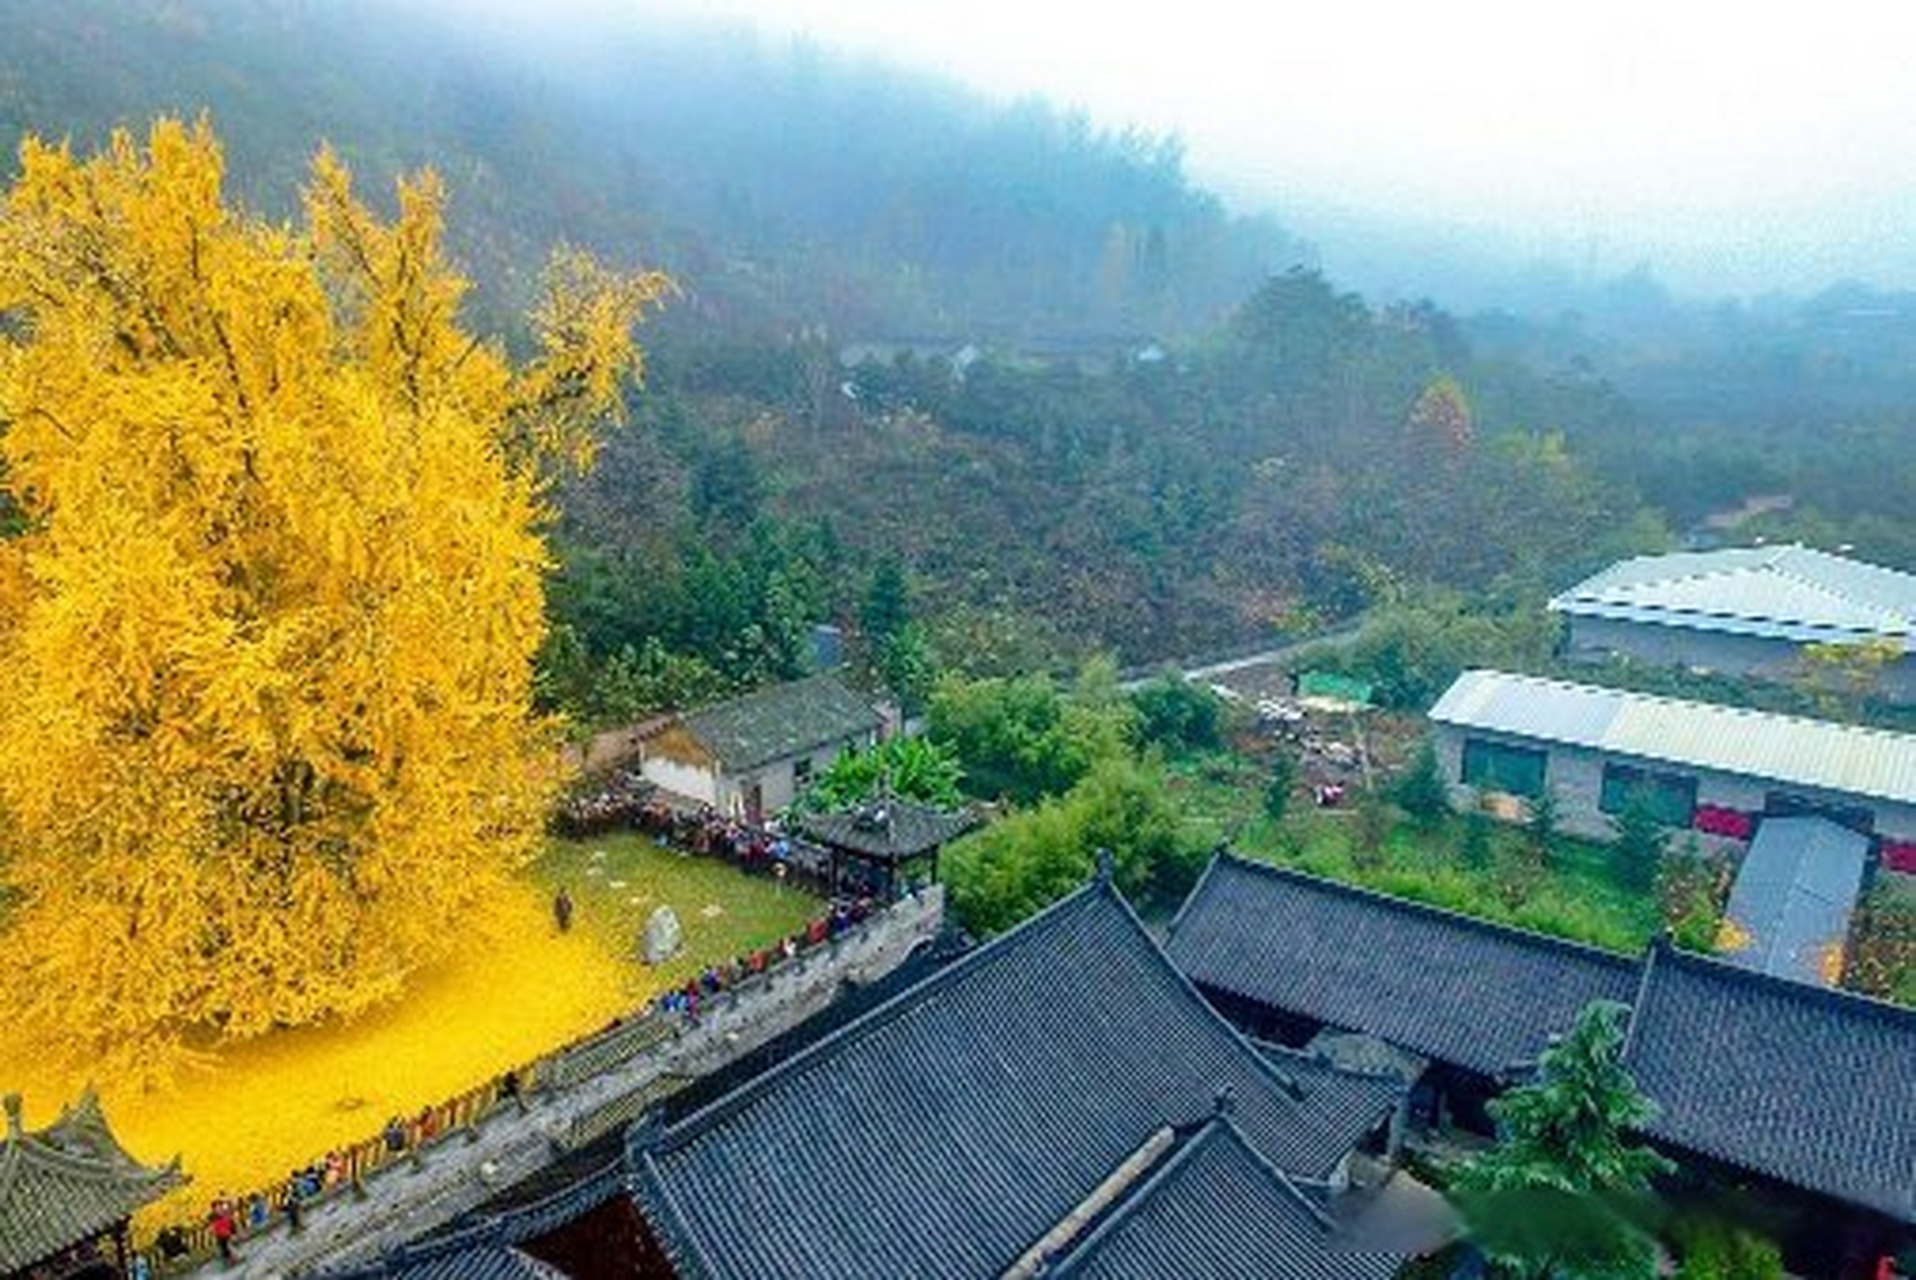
left=630, top=881, right=1380, bottom=1280
left=1170, top=855, right=1916, bottom=1224
left=797, top=800, right=978, bottom=859
left=1429, top=669, right=1916, bottom=805
left=1625, top=944, right=1916, bottom=1224
left=1550, top=544, right=1916, bottom=646
left=0, top=1090, right=184, bottom=1273
left=1046, top=1118, right=1400, bottom=1280
left=680, top=673, right=882, bottom=773
left=1165, top=856, right=1639, bottom=1077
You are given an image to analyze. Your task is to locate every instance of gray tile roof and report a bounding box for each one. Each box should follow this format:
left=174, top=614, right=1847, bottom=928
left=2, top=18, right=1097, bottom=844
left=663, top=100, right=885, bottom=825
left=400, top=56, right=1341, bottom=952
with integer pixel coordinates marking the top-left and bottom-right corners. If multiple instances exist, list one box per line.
left=0, top=1090, right=185, bottom=1273
left=372, top=1245, right=564, bottom=1280
left=1254, top=1044, right=1405, bottom=1146
left=1044, top=1117, right=1402, bottom=1280
left=1168, top=854, right=1916, bottom=1223
left=1623, top=942, right=1916, bottom=1223
left=679, top=673, right=882, bottom=774
left=1429, top=669, right=1916, bottom=806
left=1549, top=544, right=1916, bottom=647
left=1164, top=855, right=1640, bottom=1079
left=629, top=878, right=1382, bottom=1280
left=797, top=799, right=978, bottom=859
left=1720, top=817, right=1869, bottom=986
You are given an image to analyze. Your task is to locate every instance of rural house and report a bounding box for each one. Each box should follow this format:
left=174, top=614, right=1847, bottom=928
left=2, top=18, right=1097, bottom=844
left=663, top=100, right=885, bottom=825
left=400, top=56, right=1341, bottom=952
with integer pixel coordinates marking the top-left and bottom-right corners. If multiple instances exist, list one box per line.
left=1550, top=544, right=1916, bottom=700
left=637, top=673, right=884, bottom=821
left=1428, top=670, right=1916, bottom=877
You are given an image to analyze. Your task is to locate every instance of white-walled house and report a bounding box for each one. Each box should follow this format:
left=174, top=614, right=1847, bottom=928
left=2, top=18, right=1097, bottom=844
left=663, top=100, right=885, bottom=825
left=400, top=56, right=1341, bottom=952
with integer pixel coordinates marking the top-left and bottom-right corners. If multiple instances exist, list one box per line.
left=639, top=674, right=884, bottom=821
left=1427, top=670, right=1916, bottom=878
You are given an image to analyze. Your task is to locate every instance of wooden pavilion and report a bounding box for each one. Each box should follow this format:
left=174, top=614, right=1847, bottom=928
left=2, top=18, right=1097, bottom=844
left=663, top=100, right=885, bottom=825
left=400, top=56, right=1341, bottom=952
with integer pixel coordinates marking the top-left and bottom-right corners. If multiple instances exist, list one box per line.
left=797, top=798, right=978, bottom=901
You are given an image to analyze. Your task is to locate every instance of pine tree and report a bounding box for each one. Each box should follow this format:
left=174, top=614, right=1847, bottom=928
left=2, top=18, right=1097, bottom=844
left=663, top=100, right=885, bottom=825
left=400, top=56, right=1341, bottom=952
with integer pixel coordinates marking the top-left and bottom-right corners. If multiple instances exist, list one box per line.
left=0, top=119, right=669, bottom=1071
left=1457, top=1001, right=1672, bottom=1278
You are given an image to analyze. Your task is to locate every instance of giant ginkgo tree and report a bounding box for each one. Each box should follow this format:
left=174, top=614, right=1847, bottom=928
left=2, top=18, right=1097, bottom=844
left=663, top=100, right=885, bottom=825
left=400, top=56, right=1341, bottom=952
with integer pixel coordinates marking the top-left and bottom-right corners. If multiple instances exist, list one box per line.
left=0, top=119, right=668, bottom=1069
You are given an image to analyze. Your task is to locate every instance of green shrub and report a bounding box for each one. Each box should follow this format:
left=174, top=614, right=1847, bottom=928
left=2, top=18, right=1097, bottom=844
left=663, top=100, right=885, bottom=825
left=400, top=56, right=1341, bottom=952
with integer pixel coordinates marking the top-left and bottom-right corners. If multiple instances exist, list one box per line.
left=1670, top=1212, right=1785, bottom=1280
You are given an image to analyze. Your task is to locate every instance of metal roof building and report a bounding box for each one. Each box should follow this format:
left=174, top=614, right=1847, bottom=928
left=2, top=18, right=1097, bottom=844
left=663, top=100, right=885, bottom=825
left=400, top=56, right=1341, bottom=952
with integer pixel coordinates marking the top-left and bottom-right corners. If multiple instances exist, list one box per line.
left=1719, top=816, right=1870, bottom=987
left=1429, top=670, right=1916, bottom=809
left=1549, top=545, right=1916, bottom=649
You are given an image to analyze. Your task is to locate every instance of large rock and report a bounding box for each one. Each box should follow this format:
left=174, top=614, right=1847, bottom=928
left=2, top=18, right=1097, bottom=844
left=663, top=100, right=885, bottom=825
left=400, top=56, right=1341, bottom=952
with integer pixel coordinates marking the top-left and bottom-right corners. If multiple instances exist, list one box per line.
left=642, top=905, right=682, bottom=965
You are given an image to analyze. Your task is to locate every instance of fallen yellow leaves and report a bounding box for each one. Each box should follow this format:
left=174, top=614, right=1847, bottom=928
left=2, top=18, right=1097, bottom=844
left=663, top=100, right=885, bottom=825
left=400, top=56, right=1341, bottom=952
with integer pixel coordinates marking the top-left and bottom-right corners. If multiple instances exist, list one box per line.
left=0, top=877, right=635, bottom=1232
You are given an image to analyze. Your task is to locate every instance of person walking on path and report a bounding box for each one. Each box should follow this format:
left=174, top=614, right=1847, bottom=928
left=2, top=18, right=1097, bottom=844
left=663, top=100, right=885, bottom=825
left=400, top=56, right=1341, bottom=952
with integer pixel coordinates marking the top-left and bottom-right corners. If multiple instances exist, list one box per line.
left=553, top=886, right=574, bottom=933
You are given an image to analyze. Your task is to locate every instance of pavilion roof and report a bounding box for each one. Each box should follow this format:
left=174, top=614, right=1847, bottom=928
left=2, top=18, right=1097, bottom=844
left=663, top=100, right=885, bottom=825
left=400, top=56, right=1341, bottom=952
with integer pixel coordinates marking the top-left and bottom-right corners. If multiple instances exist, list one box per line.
left=796, top=799, right=978, bottom=859
left=0, top=1089, right=185, bottom=1274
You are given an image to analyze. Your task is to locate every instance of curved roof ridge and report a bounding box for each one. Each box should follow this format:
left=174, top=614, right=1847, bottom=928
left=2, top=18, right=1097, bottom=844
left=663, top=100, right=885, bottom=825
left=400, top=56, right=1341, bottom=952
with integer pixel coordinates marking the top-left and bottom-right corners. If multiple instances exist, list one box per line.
left=632, top=880, right=1112, bottom=1155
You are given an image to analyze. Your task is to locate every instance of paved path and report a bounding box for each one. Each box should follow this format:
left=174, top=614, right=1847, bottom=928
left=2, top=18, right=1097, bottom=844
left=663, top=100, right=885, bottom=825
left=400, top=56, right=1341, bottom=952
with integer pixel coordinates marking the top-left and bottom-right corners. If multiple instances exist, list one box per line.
left=1117, top=624, right=1364, bottom=693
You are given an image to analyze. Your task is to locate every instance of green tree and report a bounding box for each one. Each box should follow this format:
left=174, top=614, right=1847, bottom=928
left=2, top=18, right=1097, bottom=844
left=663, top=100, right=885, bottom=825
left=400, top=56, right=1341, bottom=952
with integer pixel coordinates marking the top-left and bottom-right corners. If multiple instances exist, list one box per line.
left=928, top=662, right=1135, bottom=805
left=944, top=756, right=1199, bottom=934
left=1526, top=790, right=1563, bottom=869
left=1131, top=674, right=1223, bottom=754
left=861, top=556, right=912, bottom=649
left=1392, top=740, right=1451, bottom=826
left=1611, top=791, right=1669, bottom=892
left=800, top=736, right=964, bottom=812
left=1456, top=1001, right=1673, bottom=1279
left=1461, top=800, right=1495, bottom=870
left=1264, top=750, right=1298, bottom=824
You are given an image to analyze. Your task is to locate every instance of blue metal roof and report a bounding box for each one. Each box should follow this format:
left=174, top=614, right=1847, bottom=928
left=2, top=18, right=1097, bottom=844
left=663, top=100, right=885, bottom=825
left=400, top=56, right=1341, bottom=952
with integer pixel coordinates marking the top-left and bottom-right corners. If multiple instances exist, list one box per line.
left=1429, top=670, right=1916, bottom=806
left=1720, top=817, right=1869, bottom=987
left=1549, top=544, right=1916, bottom=647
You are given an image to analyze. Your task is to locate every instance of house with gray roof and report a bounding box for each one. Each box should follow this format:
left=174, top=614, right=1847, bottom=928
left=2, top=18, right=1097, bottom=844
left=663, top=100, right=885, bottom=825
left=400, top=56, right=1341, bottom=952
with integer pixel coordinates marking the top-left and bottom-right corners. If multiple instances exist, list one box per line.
left=0, top=1089, right=184, bottom=1279
left=638, top=673, right=884, bottom=822
left=1427, top=669, right=1916, bottom=876
left=1550, top=544, right=1916, bottom=700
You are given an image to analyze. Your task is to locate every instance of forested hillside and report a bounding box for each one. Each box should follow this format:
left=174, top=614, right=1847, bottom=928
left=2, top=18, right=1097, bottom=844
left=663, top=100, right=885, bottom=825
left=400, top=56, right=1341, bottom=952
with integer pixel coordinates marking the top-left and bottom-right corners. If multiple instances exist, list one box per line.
left=10, top=0, right=1912, bottom=726
left=0, top=0, right=1295, bottom=337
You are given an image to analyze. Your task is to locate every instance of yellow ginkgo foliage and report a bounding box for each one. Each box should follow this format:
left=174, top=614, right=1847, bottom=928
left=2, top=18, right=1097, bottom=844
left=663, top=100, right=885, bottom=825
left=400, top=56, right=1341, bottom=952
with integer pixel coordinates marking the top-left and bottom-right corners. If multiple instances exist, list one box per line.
left=0, top=119, right=669, bottom=1073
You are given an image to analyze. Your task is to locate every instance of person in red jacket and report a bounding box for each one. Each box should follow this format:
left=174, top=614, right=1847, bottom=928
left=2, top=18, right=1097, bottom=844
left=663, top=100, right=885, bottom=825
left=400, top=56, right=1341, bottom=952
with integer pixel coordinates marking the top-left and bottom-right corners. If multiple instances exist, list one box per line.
left=208, top=1195, right=238, bottom=1262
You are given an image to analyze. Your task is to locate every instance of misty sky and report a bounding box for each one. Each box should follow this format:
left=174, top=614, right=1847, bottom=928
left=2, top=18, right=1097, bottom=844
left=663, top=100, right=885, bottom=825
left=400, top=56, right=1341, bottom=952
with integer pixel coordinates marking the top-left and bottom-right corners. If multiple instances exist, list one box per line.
left=631, top=0, right=1916, bottom=297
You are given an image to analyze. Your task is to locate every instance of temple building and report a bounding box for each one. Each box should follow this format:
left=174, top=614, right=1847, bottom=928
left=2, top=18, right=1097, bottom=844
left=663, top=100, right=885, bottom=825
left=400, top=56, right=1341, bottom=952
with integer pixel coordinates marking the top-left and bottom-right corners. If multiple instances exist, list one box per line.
left=340, top=864, right=1450, bottom=1278
left=1166, top=852, right=1916, bottom=1271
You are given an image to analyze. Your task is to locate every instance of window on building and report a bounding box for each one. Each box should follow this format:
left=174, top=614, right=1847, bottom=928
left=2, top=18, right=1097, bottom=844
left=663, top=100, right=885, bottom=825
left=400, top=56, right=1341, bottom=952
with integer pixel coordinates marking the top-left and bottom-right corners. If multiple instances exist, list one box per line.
left=1600, top=763, right=1698, bottom=828
left=1461, top=738, right=1547, bottom=798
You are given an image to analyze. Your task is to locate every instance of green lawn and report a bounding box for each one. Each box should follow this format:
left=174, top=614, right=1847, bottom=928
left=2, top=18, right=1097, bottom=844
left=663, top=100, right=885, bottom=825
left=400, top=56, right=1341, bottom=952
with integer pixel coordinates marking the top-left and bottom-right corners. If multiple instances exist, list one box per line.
left=531, top=833, right=822, bottom=990
left=1164, top=751, right=1667, bottom=955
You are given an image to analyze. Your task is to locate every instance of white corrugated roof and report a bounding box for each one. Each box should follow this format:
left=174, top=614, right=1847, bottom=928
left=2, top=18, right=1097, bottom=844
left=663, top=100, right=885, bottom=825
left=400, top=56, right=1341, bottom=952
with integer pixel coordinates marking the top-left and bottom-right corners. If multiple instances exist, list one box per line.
left=1548, top=545, right=1916, bottom=647
left=1429, top=670, right=1916, bottom=805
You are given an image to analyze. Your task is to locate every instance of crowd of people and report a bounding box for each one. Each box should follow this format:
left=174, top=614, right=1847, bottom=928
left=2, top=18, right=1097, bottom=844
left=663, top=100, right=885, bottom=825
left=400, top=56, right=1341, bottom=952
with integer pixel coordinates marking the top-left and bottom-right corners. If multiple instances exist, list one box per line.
left=160, top=784, right=906, bottom=1266
left=646, top=896, right=877, bottom=1020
